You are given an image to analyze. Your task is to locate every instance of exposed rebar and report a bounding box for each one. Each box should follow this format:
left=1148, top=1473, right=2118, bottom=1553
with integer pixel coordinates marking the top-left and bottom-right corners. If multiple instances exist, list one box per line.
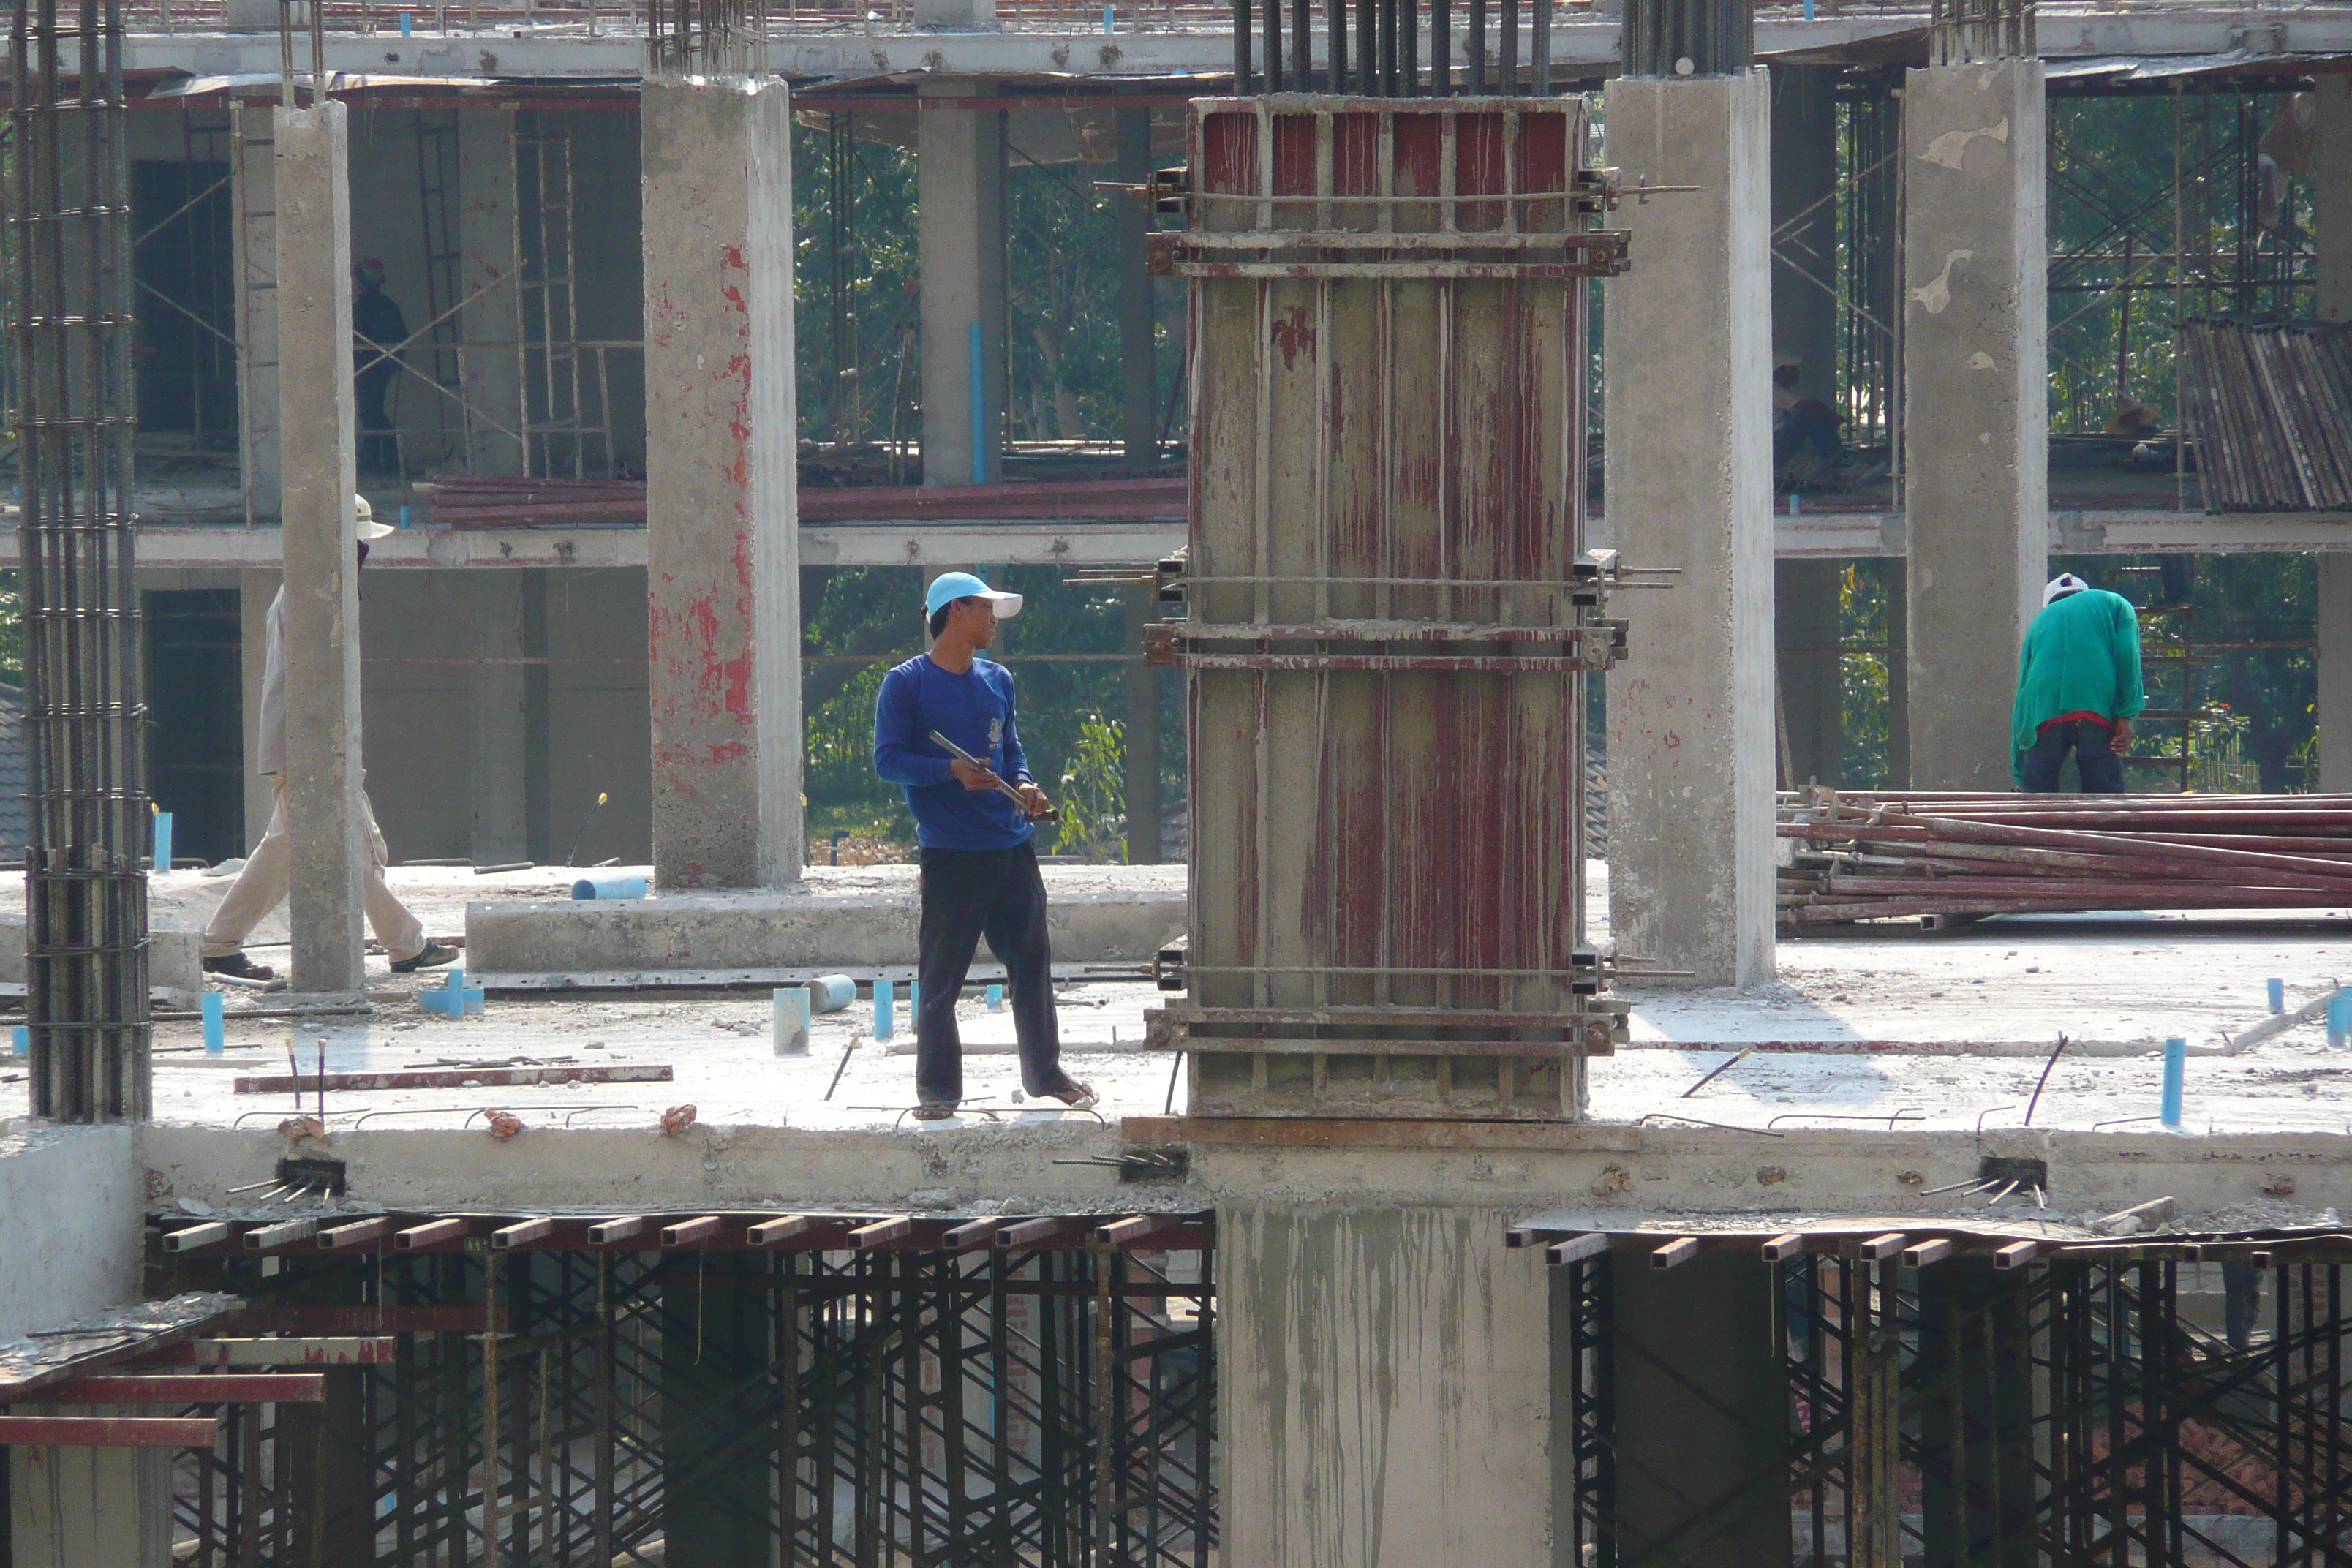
left=9, top=0, right=151, bottom=1122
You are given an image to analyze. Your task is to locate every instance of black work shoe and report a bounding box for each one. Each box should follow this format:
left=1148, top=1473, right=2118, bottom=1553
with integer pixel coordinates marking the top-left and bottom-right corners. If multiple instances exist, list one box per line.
left=911, top=1102, right=957, bottom=1122
left=202, top=952, right=275, bottom=981
left=390, top=941, right=459, bottom=973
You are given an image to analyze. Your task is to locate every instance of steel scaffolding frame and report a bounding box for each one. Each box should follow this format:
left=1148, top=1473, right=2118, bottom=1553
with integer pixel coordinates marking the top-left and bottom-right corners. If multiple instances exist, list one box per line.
left=8, top=0, right=153, bottom=1120
left=1560, top=1249, right=2352, bottom=1568
left=165, top=1237, right=1216, bottom=1566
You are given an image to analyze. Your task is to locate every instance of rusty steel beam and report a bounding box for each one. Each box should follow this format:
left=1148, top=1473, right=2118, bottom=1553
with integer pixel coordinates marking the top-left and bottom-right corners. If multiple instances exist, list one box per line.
left=0, top=1416, right=215, bottom=1447
left=26, top=1374, right=325, bottom=1404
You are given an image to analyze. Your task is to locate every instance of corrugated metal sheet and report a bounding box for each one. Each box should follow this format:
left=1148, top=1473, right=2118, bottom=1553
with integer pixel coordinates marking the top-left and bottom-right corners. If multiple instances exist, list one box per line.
left=1145, top=96, right=1629, bottom=1123
left=2179, top=319, right=2352, bottom=512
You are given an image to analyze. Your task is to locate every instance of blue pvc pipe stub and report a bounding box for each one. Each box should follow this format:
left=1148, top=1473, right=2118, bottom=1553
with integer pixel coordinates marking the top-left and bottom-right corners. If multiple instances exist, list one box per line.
left=2268, top=977, right=2286, bottom=1014
left=875, top=978, right=897, bottom=1040
left=200, top=992, right=225, bottom=1056
left=2160, top=1036, right=2187, bottom=1127
left=810, top=975, right=856, bottom=1014
left=571, top=875, right=648, bottom=901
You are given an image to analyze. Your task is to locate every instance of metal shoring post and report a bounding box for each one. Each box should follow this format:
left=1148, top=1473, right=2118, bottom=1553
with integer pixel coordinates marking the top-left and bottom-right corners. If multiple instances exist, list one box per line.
left=1093, top=1241, right=1117, bottom=1564
left=991, top=1242, right=1013, bottom=1554
left=2174, top=82, right=2185, bottom=514
left=940, top=1244, right=968, bottom=1555
left=779, top=1249, right=800, bottom=1567
left=858, top=1251, right=881, bottom=1568
left=900, top=1248, right=924, bottom=1561
left=482, top=1247, right=502, bottom=1568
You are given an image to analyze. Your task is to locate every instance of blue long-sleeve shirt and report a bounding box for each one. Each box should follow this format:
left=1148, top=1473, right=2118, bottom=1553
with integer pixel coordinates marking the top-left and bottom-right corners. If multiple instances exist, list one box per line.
left=873, top=655, right=1036, bottom=851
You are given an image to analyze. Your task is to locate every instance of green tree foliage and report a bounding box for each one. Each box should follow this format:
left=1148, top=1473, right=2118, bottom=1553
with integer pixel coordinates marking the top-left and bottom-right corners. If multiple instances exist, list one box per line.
left=792, top=122, right=921, bottom=451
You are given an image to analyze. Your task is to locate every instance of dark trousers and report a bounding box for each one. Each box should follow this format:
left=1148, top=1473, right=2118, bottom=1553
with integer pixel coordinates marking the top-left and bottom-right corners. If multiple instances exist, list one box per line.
left=2020, top=719, right=2125, bottom=794
left=355, top=361, right=400, bottom=475
left=916, top=840, right=1065, bottom=1105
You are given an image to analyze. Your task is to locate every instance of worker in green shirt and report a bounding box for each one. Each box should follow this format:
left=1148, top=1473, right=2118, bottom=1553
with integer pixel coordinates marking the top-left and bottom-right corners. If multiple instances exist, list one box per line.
left=2011, top=573, right=2145, bottom=793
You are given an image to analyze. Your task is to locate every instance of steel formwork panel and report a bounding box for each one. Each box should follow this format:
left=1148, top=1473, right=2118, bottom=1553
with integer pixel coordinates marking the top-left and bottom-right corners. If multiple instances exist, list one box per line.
left=1150, top=95, right=1626, bottom=1121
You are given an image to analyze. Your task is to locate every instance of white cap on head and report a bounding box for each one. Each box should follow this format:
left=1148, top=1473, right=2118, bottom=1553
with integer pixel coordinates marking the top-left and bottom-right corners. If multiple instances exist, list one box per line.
left=356, top=494, right=395, bottom=540
left=2043, top=573, right=2090, bottom=606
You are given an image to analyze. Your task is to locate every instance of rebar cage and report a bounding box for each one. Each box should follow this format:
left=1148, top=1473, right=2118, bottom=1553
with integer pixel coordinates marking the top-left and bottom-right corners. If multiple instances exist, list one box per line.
left=164, top=1241, right=1216, bottom=1567
left=8, top=0, right=153, bottom=1120
left=1558, top=1251, right=2352, bottom=1568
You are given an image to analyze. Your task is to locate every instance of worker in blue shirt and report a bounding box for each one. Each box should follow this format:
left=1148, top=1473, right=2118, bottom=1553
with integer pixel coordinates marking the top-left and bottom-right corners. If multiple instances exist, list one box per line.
left=874, top=572, right=1097, bottom=1120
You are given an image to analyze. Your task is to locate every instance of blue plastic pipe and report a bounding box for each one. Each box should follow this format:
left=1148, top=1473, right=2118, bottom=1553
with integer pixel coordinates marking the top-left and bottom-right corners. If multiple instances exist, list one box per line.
left=200, top=992, right=225, bottom=1056
left=970, top=323, right=987, bottom=486
left=152, top=810, right=173, bottom=872
left=400, top=10, right=412, bottom=31
left=570, top=875, right=647, bottom=900
left=987, top=983, right=1004, bottom=1011
left=2269, top=977, right=2286, bottom=1014
left=2331, top=992, right=2351, bottom=1049
left=875, top=978, right=896, bottom=1039
left=2161, top=1036, right=2186, bottom=1128
left=773, top=987, right=810, bottom=1056
left=10, top=1025, right=24, bottom=1057
left=810, top=974, right=856, bottom=1014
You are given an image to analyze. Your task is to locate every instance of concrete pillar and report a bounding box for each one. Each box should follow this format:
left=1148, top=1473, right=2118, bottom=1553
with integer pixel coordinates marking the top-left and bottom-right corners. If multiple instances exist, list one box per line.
left=1611, top=1248, right=1792, bottom=1566
left=918, top=87, right=1006, bottom=486
left=1771, top=67, right=1844, bottom=788
left=275, top=102, right=366, bottom=992
left=7, top=1432, right=173, bottom=1568
left=660, top=1253, right=771, bottom=1567
left=1770, top=64, right=1841, bottom=426
left=1221, top=1205, right=1551, bottom=1567
left=1901, top=60, right=2047, bottom=789
left=641, top=80, right=804, bottom=888
left=1776, top=560, right=1842, bottom=787
left=1914, top=1260, right=2035, bottom=1568
left=470, top=573, right=529, bottom=864
left=1602, top=71, right=1776, bottom=988
left=238, top=568, right=280, bottom=848
left=1117, top=107, right=1158, bottom=464
left=1123, top=588, right=1162, bottom=864
left=457, top=109, right=526, bottom=477
left=2315, top=80, right=2352, bottom=788
left=231, top=105, right=281, bottom=524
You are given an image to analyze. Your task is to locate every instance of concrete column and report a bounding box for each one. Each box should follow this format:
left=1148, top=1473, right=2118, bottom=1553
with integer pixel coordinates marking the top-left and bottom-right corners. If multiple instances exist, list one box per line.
left=1602, top=70, right=1776, bottom=988
left=660, top=1253, right=772, bottom=1567
left=1915, top=1260, right=2035, bottom=1568
left=7, top=1432, right=173, bottom=1568
left=1776, top=560, right=1842, bottom=787
left=1611, top=1248, right=1792, bottom=1566
left=1221, top=1205, right=1551, bottom=1567
left=1771, top=66, right=1844, bottom=788
left=238, top=568, right=281, bottom=848
left=641, top=80, right=804, bottom=888
left=1123, top=587, right=1161, bottom=863
left=1771, top=64, right=1841, bottom=426
left=230, top=105, right=281, bottom=524
left=457, top=108, right=526, bottom=477
left=1117, top=107, right=1158, bottom=464
left=275, top=102, right=366, bottom=992
left=470, top=573, right=529, bottom=864
left=1901, top=60, right=2047, bottom=789
left=918, top=87, right=1006, bottom=486
left=2315, top=80, right=2352, bottom=788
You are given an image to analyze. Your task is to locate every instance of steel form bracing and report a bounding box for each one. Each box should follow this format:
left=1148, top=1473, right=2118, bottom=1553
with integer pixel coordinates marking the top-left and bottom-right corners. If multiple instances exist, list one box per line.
left=165, top=1240, right=1215, bottom=1566
left=1558, top=1249, right=2352, bottom=1568
left=7, top=0, right=152, bottom=1120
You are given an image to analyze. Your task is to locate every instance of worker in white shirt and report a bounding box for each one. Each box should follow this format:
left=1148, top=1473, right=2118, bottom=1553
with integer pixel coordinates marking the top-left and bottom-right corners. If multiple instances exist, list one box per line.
left=200, top=497, right=456, bottom=980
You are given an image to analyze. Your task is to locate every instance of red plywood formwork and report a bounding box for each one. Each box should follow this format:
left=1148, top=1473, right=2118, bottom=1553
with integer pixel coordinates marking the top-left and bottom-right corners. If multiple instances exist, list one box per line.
left=1144, top=94, right=1632, bottom=1122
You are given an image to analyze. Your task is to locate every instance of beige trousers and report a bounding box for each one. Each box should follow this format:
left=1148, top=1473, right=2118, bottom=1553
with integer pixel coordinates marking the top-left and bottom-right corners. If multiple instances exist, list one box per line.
left=200, top=774, right=426, bottom=961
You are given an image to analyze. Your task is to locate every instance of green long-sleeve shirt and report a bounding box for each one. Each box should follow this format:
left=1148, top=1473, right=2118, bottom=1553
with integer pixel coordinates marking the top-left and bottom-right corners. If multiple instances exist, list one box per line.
left=2010, top=589, right=2145, bottom=786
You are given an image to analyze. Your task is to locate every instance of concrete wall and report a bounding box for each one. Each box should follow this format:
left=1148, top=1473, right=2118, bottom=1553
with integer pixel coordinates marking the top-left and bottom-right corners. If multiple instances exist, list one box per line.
left=1219, top=1205, right=1552, bottom=1568
left=358, top=568, right=652, bottom=866
left=0, top=1126, right=143, bottom=1341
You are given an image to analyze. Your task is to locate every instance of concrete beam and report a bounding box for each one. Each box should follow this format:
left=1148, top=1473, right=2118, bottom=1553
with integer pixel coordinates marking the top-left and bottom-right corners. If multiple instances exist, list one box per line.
left=918, top=81, right=1008, bottom=486
left=1602, top=70, right=1776, bottom=990
left=1900, top=60, right=2047, bottom=791
left=274, top=100, right=367, bottom=992
left=641, top=78, right=804, bottom=888
left=1219, top=1205, right=1552, bottom=1567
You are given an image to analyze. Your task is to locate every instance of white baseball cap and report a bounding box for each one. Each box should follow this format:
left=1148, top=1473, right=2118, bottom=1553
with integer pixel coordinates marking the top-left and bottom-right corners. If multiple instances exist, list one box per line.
left=2043, top=573, right=2090, bottom=606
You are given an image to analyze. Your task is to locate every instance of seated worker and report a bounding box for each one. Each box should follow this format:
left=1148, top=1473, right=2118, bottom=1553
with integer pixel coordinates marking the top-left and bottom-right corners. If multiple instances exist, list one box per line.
left=2011, top=573, right=2145, bottom=794
left=202, top=497, right=457, bottom=979
left=1772, top=350, right=1843, bottom=485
